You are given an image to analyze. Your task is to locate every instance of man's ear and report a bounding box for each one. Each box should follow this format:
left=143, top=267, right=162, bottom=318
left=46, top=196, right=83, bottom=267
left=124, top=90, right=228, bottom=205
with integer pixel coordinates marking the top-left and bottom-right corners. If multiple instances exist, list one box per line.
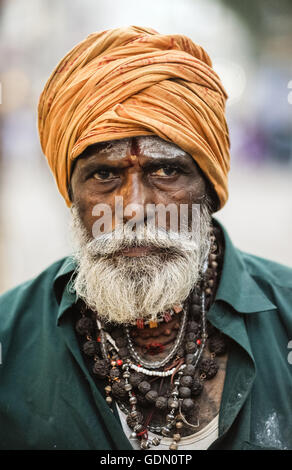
left=195, top=163, right=219, bottom=214
left=206, top=184, right=219, bottom=213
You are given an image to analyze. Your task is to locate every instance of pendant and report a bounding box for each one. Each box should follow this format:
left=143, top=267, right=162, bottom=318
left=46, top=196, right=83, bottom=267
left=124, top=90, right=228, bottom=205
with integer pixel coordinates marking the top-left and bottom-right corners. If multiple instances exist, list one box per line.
left=140, top=439, right=151, bottom=449
left=136, top=319, right=144, bottom=329
left=163, top=312, right=172, bottom=323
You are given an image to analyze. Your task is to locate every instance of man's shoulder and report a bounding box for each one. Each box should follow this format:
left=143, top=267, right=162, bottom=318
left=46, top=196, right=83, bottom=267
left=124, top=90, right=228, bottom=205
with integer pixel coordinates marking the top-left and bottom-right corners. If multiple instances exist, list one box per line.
left=0, top=257, right=70, bottom=302
left=0, top=257, right=72, bottom=329
left=240, top=249, right=292, bottom=289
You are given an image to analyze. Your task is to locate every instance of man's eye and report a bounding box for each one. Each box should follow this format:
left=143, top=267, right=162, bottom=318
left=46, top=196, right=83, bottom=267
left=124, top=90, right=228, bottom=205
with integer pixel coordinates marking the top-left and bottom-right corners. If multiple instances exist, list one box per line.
left=151, top=167, right=178, bottom=177
left=92, top=169, right=116, bottom=180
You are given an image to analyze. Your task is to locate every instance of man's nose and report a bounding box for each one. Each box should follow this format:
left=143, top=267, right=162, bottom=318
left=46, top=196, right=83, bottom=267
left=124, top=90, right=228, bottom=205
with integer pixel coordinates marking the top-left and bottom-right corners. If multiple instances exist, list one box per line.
left=120, top=173, right=152, bottom=225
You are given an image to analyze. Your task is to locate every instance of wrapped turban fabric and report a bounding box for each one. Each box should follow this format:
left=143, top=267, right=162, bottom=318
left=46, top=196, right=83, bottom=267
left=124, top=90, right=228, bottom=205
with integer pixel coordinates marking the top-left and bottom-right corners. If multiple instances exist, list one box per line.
left=38, top=25, right=230, bottom=209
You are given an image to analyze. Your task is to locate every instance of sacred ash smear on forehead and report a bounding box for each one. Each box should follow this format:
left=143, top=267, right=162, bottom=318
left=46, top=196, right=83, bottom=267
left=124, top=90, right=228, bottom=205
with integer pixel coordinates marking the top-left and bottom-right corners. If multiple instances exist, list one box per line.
left=90, top=136, right=189, bottom=161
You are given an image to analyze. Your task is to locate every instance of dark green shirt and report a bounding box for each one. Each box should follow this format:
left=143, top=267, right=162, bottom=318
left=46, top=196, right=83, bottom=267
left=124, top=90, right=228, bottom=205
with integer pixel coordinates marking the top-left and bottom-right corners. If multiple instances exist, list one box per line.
left=0, top=221, right=291, bottom=450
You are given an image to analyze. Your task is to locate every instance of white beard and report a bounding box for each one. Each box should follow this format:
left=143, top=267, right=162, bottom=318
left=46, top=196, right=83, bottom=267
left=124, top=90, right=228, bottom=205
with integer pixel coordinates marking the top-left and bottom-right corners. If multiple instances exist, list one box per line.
left=71, top=205, right=212, bottom=325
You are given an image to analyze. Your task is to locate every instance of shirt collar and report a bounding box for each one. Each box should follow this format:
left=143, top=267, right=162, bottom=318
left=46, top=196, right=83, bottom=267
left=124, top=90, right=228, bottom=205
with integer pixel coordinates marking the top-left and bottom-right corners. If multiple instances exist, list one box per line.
left=53, top=256, right=76, bottom=303
left=213, top=218, right=276, bottom=313
left=53, top=256, right=77, bottom=325
left=53, top=219, right=276, bottom=324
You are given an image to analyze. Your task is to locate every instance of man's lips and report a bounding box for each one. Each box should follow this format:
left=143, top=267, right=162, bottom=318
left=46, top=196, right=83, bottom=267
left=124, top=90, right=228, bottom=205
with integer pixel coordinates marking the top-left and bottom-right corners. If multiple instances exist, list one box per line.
left=116, top=246, right=155, bottom=257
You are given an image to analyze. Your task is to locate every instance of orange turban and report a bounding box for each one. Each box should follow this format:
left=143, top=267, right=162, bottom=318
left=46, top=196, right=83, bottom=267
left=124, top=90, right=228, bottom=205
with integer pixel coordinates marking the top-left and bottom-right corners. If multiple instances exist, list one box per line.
left=38, top=26, right=230, bottom=209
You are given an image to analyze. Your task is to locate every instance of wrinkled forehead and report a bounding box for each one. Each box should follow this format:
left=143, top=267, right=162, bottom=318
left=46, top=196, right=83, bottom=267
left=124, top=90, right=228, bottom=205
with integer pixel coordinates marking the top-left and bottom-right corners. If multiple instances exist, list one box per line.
left=80, top=135, right=190, bottom=161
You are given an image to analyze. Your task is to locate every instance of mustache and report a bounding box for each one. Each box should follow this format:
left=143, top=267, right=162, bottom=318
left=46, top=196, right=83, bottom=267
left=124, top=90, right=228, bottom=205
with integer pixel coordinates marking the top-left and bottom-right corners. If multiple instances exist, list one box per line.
left=85, top=224, right=201, bottom=258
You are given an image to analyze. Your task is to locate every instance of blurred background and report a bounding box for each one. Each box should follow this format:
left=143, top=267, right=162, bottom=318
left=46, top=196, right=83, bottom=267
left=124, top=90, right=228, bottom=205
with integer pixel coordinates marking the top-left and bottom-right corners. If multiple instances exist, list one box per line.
left=0, top=0, right=292, bottom=293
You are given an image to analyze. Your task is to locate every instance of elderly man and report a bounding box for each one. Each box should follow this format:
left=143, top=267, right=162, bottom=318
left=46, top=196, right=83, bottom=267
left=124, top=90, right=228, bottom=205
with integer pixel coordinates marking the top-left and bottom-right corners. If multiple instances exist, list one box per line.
left=0, top=26, right=291, bottom=451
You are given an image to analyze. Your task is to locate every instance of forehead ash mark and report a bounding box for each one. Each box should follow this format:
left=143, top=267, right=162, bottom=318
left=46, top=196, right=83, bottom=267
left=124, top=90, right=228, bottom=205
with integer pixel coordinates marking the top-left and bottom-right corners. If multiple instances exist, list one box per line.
left=93, top=138, right=132, bottom=161
left=94, top=136, right=189, bottom=161
left=136, top=136, right=188, bottom=160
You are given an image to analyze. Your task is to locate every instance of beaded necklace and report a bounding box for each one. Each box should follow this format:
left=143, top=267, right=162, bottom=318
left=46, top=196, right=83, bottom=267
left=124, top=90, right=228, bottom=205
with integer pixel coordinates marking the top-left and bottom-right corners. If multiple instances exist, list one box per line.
left=124, top=306, right=188, bottom=370
left=74, top=227, right=228, bottom=450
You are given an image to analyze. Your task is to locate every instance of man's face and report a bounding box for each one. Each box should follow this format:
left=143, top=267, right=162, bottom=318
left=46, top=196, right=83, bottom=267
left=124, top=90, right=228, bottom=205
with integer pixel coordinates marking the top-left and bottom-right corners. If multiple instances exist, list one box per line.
left=70, top=135, right=208, bottom=247
left=69, top=136, right=212, bottom=325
